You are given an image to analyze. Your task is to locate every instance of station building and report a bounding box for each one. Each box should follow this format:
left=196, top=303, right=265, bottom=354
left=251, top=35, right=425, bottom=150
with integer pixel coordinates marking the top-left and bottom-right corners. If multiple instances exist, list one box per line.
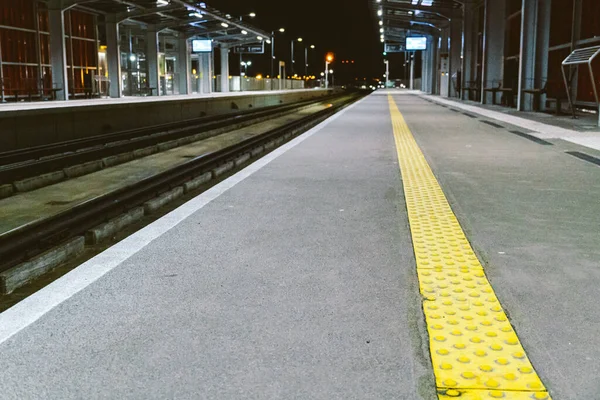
left=373, top=0, right=600, bottom=119
left=0, top=0, right=272, bottom=101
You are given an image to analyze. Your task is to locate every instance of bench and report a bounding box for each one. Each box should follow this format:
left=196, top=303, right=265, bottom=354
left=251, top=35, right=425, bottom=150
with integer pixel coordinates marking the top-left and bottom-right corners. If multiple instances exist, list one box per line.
left=461, top=80, right=480, bottom=101
left=522, top=82, right=547, bottom=112
left=482, top=81, right=501, bottom=105
left=483, top=81, right=516, bottom=107
left=498, top=87, right=515, bottom=108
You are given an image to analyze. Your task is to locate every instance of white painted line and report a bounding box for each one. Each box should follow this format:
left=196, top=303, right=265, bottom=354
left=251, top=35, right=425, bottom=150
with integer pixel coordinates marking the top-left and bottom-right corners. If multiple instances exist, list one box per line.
left=0, top=96, right=368, bottom=346
left=419, top=94, right=600, bottom=151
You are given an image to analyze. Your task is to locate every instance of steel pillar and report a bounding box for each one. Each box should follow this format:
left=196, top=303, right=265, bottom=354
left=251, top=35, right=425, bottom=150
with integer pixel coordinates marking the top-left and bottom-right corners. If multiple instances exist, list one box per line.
left=105, top=18, right=122, bottom=98
left=220, top=46, right=229, bottom=93
left=449, top=15, right=463, bottom=97
left=48, top=1, right=68, bottom=100
left=178, top=37, right=190, bottom=95
left=481, top=0, right=506, bottom=104
left=146, top=30, right=160, bottom=96
left=517, top=0, right=538, bottom=111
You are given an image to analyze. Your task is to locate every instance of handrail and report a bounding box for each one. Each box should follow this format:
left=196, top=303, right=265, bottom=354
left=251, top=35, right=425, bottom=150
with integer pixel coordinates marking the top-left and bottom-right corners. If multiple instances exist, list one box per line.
left=561, top=45, right=600, bottom=125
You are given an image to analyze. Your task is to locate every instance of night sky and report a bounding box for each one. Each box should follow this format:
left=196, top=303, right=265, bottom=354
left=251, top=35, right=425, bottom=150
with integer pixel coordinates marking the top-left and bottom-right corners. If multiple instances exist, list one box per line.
left=215, top=0, right=386, bottom=84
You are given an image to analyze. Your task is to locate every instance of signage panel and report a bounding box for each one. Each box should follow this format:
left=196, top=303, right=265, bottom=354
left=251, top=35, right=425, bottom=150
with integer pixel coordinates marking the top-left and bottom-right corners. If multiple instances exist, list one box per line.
left=192, top=39, right=212, bottom=53
left=406, top=37, right=427, bottom=51
left=384, top=43, right=405, bottom=53
left=234, top=43, right=265, bottom=54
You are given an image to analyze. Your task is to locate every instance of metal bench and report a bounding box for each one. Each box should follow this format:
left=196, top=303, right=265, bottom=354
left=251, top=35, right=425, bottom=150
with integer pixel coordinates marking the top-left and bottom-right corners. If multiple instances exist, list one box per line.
left=461, top=80, right=480, bottom=101
left=522, top=81, right=547, bottom=112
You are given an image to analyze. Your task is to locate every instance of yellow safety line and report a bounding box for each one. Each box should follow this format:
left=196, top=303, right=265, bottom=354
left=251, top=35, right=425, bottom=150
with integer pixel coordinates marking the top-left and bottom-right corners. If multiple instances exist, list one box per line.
left=388, top=95, right=551, bottom=400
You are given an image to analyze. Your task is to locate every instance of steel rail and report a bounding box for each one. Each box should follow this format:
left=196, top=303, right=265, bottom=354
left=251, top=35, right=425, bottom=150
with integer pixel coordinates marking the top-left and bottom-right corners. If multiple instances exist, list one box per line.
left=0, top=93, right=363, bottom=272
left=0, top=94, right=340, bottom=182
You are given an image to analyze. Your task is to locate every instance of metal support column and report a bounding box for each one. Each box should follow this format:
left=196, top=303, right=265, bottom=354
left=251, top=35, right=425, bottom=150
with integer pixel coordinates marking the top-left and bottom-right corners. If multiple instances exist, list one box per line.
left=450, top=14, right=463, bottom=97
left=0, top=28, right=5, bottom=102
left=146, top=30, right=160, bottom=96
left=178, top=37, right=190, bottom=95
left=200, top=52, right=212, bottom=94
left=48, top=1, right=69, bottom=100
left=517, top=0, right=538, bottom=111
left=440, top=28, right=450, bottom=97
left=410, top=53, right=415, bottom=90
left=535, top=0, right=551, bottom=111
left=220, top=46, right=229, bottom=93
left=105, top=17, right=121, bottom=98
left=481, top=0, right=506, bottom=104
left=462, top=4, right=476, bottom=99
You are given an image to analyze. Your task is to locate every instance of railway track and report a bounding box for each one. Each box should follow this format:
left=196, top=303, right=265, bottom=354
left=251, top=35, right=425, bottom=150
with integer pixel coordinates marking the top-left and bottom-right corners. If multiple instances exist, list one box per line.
left=0, top=91, right=364, bottom=298
left=0, top=93, right=341, bottom=185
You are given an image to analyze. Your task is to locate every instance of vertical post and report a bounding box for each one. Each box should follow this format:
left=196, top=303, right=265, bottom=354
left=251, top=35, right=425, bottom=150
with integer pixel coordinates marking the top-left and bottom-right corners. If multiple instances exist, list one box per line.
left=146, top=29, right=159, bottom=96
left=48, top=1, right=69, bottom=100
left=92, top=14, right=99, bottom=95
left=385, top=60, right=390, bottom=88
left=480, top=0, right=489, bottom=103
left=536, top=0, right=551, bottom=111
left=462, top=4, right=475, bottom=99
left=67, top=10, right=75, bottom=97
left=0, top=29, right=5, bottom=102
left=481, top=0, right=506, bottom=104
left=325, top=61, right=329, bottom=89
left=304, top=47, right=308, bottom=76
left=178, top=37, right=190, bottom=95
left=34, top=1, right=43, bottom=96
left=290, top=40, right=294, bottom=76
left=105, top=17, right=121, bottom=98
left=410, top=53, right=415, bottom=90
left=449, top=12, right=463, bottom=97
left=220, top=45, right=229, bottom=93
left=271, top=33, right=275, bottom=78
left=517, top=0, right=538, bottom=111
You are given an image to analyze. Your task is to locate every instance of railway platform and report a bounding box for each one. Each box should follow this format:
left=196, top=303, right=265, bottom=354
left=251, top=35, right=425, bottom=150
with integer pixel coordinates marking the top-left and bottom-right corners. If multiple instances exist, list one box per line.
left=0, top=91, right=599, bottom=399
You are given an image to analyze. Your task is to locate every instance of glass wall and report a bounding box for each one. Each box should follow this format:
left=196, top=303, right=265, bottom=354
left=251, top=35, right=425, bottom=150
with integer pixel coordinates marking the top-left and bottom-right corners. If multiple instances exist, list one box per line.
left=0, top=0, right=98, bottom=100
left=0, top=0, right=48, bottom=98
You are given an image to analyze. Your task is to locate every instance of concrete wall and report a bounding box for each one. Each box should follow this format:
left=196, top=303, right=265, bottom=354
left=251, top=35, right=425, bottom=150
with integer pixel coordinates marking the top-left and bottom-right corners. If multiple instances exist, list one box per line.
left=0, top=90, right=333, bottom=151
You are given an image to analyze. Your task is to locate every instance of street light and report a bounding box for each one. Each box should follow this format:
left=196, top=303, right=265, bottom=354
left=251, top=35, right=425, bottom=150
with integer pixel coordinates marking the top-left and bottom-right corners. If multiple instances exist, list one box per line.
left=325, top=53, right=334, bottom=89
left=291, top=37, right=303, bottom=76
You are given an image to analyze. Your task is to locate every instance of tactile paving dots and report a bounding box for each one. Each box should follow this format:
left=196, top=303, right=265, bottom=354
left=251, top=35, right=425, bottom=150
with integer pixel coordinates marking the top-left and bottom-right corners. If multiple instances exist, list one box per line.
left=388, top=95, right=551, bottom=399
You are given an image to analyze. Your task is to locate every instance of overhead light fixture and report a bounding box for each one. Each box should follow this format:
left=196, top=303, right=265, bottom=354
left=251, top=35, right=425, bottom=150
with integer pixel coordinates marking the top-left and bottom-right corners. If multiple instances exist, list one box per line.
left=379, top=20, right=383, bottom=25
left=377, top=9, right=383, bottom=16
left=241, top=30, right=248, bottom=35
left=249, top=12, right=256, bottom=17
left=257, top=36, right=263, bottom=40
left=279, top=28, right=285, bottom=33
left=221, top=22, right=229, bottom=28
left=157, top=0, right=169, bottom=5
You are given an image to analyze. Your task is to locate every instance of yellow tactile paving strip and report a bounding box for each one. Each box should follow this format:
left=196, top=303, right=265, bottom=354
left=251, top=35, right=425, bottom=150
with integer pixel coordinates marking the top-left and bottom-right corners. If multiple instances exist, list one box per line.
left=388, top=95, right=551, bottom=400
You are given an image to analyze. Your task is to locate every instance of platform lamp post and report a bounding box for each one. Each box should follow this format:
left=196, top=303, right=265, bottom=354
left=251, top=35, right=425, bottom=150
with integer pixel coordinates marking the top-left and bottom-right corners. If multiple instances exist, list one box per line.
left=384, top=59, right=390, bottom=88
left=304, top=44, right=315, bottom=77
left=0, top=36, right=5, bottom=103
left=325, top=53, right=334, bottom=89
left=270, top=28, right=285, bottom=85
left=291, top=37, right=303, bottom=77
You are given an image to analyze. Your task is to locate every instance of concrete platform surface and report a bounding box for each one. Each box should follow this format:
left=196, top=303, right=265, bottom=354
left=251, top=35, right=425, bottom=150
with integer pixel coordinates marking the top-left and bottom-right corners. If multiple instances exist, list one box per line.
left=0, top=92, right=599, bottom=399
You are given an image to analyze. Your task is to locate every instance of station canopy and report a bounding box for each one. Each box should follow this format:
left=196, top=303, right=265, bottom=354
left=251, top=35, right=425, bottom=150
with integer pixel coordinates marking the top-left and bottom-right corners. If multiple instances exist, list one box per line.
left=60, top=0, right=271, bottom=45
left=369, top=0, right=463, bottom=47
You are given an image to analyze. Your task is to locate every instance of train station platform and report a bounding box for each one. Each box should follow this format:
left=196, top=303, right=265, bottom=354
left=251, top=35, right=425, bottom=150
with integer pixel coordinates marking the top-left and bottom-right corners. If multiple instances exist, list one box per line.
left=0, top=89, right=331, bottom=152
left=1, top=91, right=599, bottom=399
